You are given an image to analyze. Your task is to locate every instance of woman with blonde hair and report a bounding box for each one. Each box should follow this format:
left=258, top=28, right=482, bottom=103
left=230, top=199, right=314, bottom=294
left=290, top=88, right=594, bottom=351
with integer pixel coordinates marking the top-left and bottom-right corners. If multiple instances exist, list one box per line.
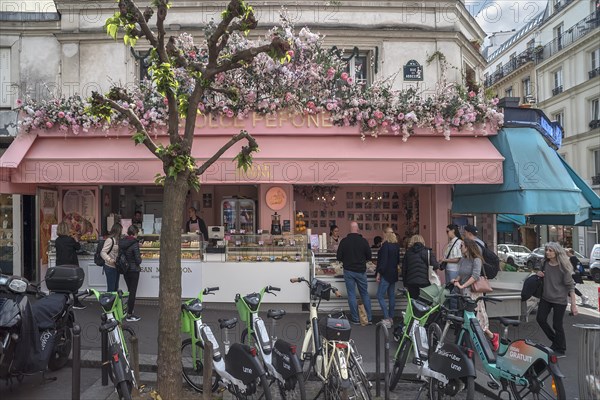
left=402, top=234, right=438, bottom=299
left=376, top=227, right=400, bottom=328
left=452, top=239, right=499, bottom=351
left=535, top=242, right=577, bottom=356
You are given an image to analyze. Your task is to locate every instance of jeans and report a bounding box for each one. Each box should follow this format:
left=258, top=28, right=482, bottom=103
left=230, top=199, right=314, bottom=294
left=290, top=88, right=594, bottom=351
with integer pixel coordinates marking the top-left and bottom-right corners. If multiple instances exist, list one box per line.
left=104, top=265, right=119, bottom=292
left=343, top=270, right=372, bottom=323
left=123, top=271, right=140, bottom=315
left=536, top=298, right=567, bottom=353
left=376, top=278, right=396, bottom=319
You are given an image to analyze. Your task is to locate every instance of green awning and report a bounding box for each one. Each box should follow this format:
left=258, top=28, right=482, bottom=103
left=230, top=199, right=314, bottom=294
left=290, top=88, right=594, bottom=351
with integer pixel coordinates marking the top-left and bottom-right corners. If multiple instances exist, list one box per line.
left=452, top=127, right=592, bottom=224
left=497, top=214, right=526, bottom=232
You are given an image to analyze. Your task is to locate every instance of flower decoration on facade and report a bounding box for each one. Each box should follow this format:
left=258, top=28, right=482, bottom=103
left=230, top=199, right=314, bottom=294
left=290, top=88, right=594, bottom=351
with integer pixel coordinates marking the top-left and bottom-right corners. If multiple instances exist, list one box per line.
left=16, top=20, right=503, bottom=141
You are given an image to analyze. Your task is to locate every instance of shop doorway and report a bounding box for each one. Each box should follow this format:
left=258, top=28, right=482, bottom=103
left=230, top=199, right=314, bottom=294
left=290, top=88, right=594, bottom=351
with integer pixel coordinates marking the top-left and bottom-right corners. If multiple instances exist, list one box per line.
left=23, top=195, right=36, bottom=281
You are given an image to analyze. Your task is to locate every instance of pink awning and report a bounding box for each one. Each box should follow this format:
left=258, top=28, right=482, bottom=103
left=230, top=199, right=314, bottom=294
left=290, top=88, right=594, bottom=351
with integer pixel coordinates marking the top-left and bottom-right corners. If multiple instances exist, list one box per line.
left=4, top=134, right=504, bottom=186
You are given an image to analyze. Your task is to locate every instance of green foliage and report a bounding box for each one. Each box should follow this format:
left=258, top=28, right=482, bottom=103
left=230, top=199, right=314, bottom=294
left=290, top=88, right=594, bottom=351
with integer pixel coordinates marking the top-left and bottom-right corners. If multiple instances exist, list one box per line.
left=148, top=62, right=179, bottom=96
left=104, top=11, right=138, bottom=47
left=86, top=100, right=113, bottom=123
left=132, top=131, right=146, bottom=144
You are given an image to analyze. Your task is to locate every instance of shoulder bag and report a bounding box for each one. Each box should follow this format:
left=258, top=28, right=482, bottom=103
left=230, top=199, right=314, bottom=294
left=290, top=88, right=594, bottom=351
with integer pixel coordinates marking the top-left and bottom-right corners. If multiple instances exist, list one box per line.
left=471, top=258, right=493, bottom=293
left=427, top=250, right=442, bottom=287
left=439, top=239, right=459, bottom=271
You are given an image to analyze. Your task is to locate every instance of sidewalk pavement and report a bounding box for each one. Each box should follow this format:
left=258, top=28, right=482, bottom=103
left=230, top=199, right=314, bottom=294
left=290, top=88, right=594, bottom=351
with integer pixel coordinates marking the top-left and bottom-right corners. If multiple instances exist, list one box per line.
left=1, top=298, right=598, bottom=400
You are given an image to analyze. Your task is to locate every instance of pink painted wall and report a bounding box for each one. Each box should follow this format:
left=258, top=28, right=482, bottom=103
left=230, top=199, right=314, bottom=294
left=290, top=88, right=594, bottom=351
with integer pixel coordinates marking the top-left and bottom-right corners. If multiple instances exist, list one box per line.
left=259, top=184, right=295, bottom=233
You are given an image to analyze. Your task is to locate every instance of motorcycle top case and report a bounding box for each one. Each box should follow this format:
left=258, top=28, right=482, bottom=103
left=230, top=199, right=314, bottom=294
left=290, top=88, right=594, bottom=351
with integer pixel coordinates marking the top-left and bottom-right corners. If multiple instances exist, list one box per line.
left=45, top=265, right=84, bottom=293
left=319, top=317, right=351, bottom=341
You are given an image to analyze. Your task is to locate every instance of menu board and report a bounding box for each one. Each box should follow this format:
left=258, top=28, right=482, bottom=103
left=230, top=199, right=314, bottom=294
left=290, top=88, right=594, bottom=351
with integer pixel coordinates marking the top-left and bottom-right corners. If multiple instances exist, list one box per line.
left=60, top=188, right=98, bottom=236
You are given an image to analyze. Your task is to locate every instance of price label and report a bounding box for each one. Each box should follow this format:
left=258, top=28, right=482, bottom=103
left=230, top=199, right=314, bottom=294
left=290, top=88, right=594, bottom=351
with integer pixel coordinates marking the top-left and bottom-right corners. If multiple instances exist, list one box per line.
left=235, top=240, right=241, bottom=246
left=258, top=240, right=264, bottom=246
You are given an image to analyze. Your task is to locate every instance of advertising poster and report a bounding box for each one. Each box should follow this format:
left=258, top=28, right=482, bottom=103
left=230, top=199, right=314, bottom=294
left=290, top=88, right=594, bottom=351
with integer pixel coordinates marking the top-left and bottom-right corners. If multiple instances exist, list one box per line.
left=38, top=188, right=58, bottom=266
left=60, top=188, right=98, bottom=239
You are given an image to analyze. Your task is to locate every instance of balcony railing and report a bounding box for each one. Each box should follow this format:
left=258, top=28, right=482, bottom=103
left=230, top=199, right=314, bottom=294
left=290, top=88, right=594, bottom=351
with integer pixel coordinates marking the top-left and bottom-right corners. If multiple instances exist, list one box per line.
left=592, top=175, right=600, bottom=185
left=485, top=11, right=599, bottom=88
left=553, top=0, right=575, bottom=15
left=589, top=67, right=600, bottom=79
left=552, top=86, right=563, bottom=96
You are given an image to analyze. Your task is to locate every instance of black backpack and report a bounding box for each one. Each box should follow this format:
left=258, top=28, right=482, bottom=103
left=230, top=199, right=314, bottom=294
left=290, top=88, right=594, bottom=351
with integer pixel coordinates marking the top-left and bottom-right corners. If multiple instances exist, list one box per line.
left=94, top=238, right=113, bottom=266
left=476, top=241, right=500, bottom=279
left=115, top=248, right=129, bottom=274
left=521, top=274, right=543, bottom=301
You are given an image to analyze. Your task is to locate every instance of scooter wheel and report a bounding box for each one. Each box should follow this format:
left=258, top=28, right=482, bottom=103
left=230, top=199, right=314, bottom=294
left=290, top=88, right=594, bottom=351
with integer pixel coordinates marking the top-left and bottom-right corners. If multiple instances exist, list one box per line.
left=48, top=328, right=72, bottom=371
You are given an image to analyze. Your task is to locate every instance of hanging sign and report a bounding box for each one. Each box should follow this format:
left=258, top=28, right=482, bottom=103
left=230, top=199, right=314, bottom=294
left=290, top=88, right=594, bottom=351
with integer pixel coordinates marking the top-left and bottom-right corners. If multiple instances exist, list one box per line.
left=403, top=60, right=423, bottom=81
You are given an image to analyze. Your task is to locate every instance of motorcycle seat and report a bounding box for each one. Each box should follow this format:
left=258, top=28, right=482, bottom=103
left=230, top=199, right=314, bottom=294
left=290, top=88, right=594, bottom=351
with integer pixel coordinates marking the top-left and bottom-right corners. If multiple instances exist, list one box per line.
left=267, top=309, right=286, bottom=320
left=494, top=317, right=520, bottom=327
left=219, top=318, right=238, bottom=330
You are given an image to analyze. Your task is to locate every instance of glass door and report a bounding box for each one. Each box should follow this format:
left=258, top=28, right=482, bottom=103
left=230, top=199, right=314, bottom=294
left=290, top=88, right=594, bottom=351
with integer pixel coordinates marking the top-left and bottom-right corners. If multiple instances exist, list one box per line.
left=238, top=199, right=255, bottom=233
left=222, top=199, right=237, bottom=232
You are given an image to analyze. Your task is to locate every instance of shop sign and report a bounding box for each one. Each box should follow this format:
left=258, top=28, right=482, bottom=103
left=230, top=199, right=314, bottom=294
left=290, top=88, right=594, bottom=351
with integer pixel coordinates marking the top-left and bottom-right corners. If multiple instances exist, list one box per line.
left=403, top=60, right=423, bottom=81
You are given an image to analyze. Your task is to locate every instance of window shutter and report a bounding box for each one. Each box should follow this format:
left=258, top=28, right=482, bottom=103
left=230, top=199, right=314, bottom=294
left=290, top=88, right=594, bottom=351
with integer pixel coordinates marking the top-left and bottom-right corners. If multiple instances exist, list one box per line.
left=0, top=48, right=11, bottom=108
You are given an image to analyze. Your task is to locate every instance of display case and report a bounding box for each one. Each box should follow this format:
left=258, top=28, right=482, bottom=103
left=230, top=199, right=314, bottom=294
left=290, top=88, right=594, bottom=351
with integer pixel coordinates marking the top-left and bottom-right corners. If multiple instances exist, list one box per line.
left=0, top=195, right=14, bottom=274
left=313, top=251, right=378, bottom=277
left=221, top=198, right=255, bottom=233
left=139, top=233, right=203, bottom=260
left=225, top=234, right=307, bottom=262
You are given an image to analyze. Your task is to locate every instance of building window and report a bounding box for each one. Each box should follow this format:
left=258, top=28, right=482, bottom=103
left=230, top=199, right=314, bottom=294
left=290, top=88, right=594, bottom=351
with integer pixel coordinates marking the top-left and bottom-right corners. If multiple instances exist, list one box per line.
left=0, top=48, right=10, bottom=108
left=593, top=149, right=600, bottom=185
left=527, top=39, right=535, bottom=51
left=555, top=24, right=564, bottom=51
left=343, top=49, right=371, bottom=86
left=552, top=69, right=563, bottom=96
left=591, top=98, right=600, bottom=130
left=523, top=77, right=531, bottom=97
left=552, top=112, right=564, bottom=137
left=509, top=53, right=517, bottom=69
left=132, top=49, right=152, bottom=81
left=590, top=48, right=600, bottom=79
left=505, top=86, right=514, bottom=97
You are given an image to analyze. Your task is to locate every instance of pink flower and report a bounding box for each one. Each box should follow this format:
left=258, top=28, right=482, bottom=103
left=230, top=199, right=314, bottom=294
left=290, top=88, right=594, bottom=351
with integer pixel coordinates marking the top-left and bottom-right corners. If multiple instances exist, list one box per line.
left=326, top=102, right=335, bottom=111
left=492, top=98, right=500, bottom=105
left=287, top=50, right=294, bottom=58
left=469, top=91, right=476, bottom=98
left=226, top=109, right=234, bottom=118
left=381, top=121, right=389, bottom=127
left=374, top=110, right=384, bottom=120
left=452, top=117, right=461, bottom=126
left=367, top=119, right=377, bottom=128
left=397, top=113, right=405, bottom=121
left=285, top=92, right=293, bottom=102
left=307, top=101, right=315, bottom=109
left=58, top=111, right=65, bottom=118
left=434, top=114, right=444, bottom=125
left=122, top=103, right=129, bottom=109
left=163, top=98, right=168, bottom=105
left=197, top=103, right=205, bottom=111
left=346, top=77, right=353, bottom=84
left=340, top=72, right=349, bottom=82
left=46, top=121, right=53, bottom=129
left=326, top=67, right=335, bottom=79
left=16, top=99, right=23, bottom=107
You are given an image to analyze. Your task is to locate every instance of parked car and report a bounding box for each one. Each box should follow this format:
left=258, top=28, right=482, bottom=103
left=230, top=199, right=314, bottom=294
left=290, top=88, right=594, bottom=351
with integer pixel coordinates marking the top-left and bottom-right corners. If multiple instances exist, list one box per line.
left=497, top=244, right=532, bottom=267
left=590, top=244, right=600, bottom=283
left=526, top=247, right=591, bottom=275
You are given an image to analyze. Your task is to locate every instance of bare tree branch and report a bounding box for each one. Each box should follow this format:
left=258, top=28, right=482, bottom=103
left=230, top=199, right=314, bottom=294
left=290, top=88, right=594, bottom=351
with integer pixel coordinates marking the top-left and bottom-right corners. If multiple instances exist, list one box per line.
left=196, top=130, right=258, bottom=175
left=207, top=0, right=241, bottom=66
left=183, top=84, right=205, bottom=147
left=91, top=93, right=161, bottom=158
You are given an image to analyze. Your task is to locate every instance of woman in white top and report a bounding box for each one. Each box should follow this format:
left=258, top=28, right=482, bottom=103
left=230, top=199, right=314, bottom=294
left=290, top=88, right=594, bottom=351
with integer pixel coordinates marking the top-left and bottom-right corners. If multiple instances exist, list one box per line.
left=101, top=223, right=122, bottom=292
left=440, top=224, right=462, bottom=284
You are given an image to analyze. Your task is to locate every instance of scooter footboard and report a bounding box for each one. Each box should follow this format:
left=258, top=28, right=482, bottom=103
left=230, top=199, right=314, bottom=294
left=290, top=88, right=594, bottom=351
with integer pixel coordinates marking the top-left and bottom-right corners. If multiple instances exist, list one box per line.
left=429, top=342, right=476, bottom=379
left=497, top=339, right=561, bottom=377
left=272, top=339, right=302, bottom=379
left=225, top=343, right=266, bottom=385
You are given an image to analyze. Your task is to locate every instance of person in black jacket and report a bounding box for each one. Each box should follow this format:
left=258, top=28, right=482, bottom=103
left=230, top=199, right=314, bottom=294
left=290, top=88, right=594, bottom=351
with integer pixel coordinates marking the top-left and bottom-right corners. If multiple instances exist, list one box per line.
left=55, top=221, right=86, bottom=310
left=119, top=225, right=142, bottom=322
left=185, top=207, right=209, bottom=241
left=402, top=234, right=439, bottom=299
left=376, top=228, right=400, bottom=328
left=337, top=222, right=372, bottom=325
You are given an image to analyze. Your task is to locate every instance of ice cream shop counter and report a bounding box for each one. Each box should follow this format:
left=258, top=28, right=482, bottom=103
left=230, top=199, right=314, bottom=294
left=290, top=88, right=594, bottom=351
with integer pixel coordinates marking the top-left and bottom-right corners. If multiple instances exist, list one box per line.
left=47, top=234, right=310, bottom=302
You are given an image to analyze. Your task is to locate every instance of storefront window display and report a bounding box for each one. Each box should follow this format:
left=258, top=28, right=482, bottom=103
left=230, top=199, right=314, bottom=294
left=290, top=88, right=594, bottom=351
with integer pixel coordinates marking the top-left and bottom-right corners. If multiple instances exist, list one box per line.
left=0, top=194, right=14, bottom=274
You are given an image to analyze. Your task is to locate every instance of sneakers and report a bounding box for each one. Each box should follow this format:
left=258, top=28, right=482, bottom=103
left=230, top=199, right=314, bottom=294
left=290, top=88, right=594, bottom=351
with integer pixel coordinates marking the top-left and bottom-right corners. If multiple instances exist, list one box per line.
left=73, top=300, right=87, bottom=310
left=125, top=314, right=141, bottom=322
left=381, top=319, right=393, bottom=329
left=581, top=295, right=590, bottom=306
left=491, top=333, right=500, bottom=352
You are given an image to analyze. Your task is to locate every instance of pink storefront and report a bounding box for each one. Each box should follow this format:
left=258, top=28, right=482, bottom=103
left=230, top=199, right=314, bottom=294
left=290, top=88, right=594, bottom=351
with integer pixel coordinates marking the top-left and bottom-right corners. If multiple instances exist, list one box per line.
left=0, top=112, right=503, bottom=301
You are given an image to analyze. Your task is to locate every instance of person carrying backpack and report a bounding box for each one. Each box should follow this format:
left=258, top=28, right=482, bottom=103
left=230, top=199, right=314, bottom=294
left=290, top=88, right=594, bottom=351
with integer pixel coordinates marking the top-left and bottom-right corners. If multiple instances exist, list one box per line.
left=119, top=225, right=142, bottom=322
left=463, top=225, right=500, bottom=279
left=101, top=223, right=122, bottom=292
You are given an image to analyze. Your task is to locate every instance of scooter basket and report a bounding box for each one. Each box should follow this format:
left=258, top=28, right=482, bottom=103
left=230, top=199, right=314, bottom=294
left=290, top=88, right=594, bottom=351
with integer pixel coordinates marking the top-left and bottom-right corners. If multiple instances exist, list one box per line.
left=45, top=265, right=84, bottom=293
left=319, top=317, right=351, bottom=341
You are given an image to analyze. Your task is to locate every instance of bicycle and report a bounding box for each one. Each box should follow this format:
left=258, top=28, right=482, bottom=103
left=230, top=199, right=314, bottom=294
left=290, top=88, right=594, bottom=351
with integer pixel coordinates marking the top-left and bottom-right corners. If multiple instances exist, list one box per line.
left=180, top=286, right=272, bottom=399
left=85, top=289, right=136, bottom=400
left=235, top=285, right=306, bottom=399
left=451, top=294, right=566, bottom=400
left=290, top=276, right=372, bottom=400
left=389, top=285, right=447, bottom=391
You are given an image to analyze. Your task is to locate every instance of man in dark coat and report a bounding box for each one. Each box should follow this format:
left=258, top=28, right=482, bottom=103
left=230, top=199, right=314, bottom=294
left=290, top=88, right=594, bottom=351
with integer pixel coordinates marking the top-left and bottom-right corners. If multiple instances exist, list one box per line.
left=119, top=225, right=142, bottom=322
left=337, top=222, right=372, bottom=324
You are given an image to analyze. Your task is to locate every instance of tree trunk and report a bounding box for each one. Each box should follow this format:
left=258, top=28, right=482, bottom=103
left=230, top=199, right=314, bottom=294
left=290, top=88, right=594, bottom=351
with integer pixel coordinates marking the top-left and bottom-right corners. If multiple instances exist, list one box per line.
left=156, top=173, right=188, bottom=399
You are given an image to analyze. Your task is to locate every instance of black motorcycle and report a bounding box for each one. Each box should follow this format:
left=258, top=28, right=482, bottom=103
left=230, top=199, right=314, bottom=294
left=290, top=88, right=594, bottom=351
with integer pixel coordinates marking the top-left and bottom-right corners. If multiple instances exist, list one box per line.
left=0, top=265, right=84, bottom=381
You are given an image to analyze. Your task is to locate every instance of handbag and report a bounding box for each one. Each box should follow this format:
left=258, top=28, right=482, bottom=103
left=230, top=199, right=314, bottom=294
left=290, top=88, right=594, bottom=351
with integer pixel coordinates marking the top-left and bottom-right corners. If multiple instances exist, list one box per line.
left=471, top=260, right=493, bottom=293
left=439, top=239, right=459, bottom=271
left=427, top=250, right=441, bottom=287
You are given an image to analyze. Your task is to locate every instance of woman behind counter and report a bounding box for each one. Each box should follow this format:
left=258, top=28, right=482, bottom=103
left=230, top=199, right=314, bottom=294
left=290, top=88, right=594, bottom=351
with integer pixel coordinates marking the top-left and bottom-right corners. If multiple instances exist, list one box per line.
left=55, top=221, right=86, bottom=310
left=328, top=225, right=340, bottom=252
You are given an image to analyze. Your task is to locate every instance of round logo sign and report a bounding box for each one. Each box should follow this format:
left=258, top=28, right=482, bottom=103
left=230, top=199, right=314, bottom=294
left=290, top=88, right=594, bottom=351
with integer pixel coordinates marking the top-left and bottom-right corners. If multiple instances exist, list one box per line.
left=265, top=187, right=287, bottom=211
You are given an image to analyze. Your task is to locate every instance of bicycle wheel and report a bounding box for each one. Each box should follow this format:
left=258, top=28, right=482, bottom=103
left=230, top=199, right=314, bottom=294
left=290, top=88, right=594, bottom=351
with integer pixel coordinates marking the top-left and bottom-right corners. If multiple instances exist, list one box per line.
left=233, top=373, right=273, bottom=400
left=116, top=380, right=133, bottom=400
left=277, top=372, right=306, bottom=400
left=389, top=338, right=411, bottom=391
left=48, top=327, right=72, bottom=371
left=349, top=352, right=372, bottom=400
left=429, top=376, right=475, bottom=400
left=509, top=363, right=566, bottom=400
left=181, top=338, right=218, bottom=393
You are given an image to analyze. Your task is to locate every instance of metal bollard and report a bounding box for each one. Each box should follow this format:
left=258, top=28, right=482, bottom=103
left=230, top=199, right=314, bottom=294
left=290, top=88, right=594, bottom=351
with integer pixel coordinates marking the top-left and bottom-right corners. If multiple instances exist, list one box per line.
left=72, top=324, right=81, bottom=400
left=375, top=321, right=390, bottom=400
left=203, top=341, right=214, bottom=400
left=101, top=329, right=108, bottom=386
left=574, top=324, right=600, bottom=400
left=129, top=332, right=141, bottom=386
